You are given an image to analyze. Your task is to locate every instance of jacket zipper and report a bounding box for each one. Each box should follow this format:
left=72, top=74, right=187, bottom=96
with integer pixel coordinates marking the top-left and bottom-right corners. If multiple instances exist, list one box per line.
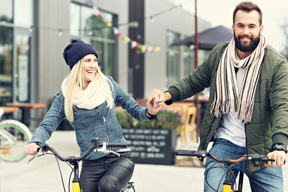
left=96, top=108, right=110, bottom=145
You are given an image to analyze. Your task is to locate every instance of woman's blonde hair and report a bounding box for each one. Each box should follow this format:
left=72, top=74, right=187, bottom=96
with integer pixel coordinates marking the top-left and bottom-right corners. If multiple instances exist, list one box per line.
left=63, top=59, right=113, bottom=122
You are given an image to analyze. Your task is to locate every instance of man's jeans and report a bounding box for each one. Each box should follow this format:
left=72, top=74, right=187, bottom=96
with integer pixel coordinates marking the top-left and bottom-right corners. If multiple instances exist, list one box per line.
left=204, top=138, right=283, bottom=192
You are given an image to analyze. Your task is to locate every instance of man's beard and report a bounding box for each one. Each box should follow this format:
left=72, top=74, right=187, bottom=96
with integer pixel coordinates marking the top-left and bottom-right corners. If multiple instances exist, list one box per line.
left=234, top=33, right=260, bottom=52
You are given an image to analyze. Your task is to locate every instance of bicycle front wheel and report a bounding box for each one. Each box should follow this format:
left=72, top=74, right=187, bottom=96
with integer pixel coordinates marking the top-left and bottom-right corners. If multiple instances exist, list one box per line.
left=0, top=119, right=32, bottom=162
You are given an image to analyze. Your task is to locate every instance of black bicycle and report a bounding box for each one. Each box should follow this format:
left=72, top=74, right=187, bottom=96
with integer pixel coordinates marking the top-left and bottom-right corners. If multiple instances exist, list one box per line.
left=28, top=138, right=135, bottom=192
left=175, top=150, right=275, bottom=192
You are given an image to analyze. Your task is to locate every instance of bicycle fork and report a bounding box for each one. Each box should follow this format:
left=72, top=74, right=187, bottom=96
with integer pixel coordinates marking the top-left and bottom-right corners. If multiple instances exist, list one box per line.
left=72, top=163, right=82, bottom=192
left=223, top=171, right=244, bottom=192
left=223, top=170, right=233, bottom=192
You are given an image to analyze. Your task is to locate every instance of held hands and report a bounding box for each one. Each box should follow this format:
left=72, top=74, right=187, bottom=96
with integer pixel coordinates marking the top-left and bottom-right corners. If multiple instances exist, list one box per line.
left=146, top=89, right=167, bottom=114
left=265, top=150, right=286, bottom=168
left=25, top=143, right=39, bottom=156
left=147, top=89, right=163, bottom=114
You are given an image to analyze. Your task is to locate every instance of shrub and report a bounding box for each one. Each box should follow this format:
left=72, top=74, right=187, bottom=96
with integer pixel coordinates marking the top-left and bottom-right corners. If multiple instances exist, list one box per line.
left=116, top=108, right=182, bottom=129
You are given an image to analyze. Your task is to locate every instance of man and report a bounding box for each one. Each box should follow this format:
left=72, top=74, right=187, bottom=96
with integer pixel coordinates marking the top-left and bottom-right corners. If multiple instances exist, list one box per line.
left=151, top=1, right=288, bottom=191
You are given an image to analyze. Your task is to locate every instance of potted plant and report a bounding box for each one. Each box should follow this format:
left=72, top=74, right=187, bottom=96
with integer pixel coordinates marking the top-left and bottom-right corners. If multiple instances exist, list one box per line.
left=116, top=108, right=182, bottom=165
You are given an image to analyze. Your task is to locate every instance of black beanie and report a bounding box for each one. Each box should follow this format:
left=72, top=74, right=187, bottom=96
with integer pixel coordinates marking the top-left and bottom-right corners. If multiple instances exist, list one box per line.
left=63, top=41, right=99, bottom=69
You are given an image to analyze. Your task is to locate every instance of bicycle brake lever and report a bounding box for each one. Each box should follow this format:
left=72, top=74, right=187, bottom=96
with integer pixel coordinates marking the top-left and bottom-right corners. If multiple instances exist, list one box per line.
left=93, top=142, right=121, bottom=157
left=27, top=152, right=46, bottom=163
left=27, top=156, right=36, bottom=163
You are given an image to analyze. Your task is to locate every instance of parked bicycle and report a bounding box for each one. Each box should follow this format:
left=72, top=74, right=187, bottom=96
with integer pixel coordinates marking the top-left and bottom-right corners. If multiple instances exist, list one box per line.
left=0, top=107, right=32, bottom=162
left=28, top=138, right=135, bottom=192
left=175, top=150, right=275, bottom=192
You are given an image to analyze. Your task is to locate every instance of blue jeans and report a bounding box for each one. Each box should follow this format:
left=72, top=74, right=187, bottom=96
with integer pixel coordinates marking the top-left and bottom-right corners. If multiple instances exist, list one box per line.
left=204, top=138, right=283, bottom=192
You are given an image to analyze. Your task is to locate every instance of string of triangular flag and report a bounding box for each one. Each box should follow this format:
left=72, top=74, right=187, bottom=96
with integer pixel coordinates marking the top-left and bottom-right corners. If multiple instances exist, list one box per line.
left=87, top=0, right=160, bottom=53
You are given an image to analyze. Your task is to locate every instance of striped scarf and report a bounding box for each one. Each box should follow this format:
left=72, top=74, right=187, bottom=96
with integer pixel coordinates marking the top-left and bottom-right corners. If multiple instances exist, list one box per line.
left=210, top=35, right=266, bottom=123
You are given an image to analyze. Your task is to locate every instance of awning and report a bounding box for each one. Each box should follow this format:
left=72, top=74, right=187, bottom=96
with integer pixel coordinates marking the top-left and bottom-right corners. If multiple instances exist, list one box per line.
left=173, top=25, right=233, bottom=50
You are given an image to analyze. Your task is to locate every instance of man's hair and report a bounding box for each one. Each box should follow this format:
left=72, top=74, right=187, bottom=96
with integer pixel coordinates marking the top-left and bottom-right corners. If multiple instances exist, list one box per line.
left=233, top=1, right=263, bottom=25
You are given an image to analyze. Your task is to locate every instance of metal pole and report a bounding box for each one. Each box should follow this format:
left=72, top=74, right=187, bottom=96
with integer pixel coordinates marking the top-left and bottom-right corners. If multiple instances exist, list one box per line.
left=194, top=0, right=200, bottom=142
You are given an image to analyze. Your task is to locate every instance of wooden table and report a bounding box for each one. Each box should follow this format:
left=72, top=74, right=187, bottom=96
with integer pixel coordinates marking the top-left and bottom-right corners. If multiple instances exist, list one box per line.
left=2, top=106, right=20, bottom=114
left=5, top=102, right=46, bottom=127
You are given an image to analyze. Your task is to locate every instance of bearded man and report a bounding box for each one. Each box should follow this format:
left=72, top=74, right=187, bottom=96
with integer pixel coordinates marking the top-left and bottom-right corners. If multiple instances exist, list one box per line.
left=150, top=1, right=288, bottom=191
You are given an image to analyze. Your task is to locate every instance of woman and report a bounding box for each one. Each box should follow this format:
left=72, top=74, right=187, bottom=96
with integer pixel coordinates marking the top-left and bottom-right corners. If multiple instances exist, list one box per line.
left=25, top=41, right=160, bottom=192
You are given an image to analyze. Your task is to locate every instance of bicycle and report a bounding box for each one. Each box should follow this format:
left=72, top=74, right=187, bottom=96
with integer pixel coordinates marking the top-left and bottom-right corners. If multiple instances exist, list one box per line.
left=175, top=150, right=275, bottom=192
left=28, top=138, right=135, bottom=192
left=0, top=107, right=32, bottom=162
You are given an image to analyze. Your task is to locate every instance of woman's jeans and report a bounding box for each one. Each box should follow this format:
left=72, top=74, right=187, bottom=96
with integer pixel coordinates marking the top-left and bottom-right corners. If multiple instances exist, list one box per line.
left=204, top=138, right=283, bottom=192
left=80, top=151, right=134, bottom=192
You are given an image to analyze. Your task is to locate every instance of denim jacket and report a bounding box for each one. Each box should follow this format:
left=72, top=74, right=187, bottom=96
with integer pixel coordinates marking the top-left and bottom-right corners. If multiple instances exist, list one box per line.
left=30, top=76, right=151, bottom=160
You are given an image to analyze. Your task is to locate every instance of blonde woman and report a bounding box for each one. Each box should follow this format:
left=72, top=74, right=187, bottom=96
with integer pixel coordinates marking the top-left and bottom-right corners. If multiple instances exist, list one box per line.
left=25, top=41, right=160, bottom=192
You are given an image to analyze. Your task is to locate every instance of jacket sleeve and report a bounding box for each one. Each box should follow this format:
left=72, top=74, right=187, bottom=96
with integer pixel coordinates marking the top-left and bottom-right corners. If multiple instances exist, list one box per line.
left=167, top=42, right=227, bottom=103
left=30, top=91, right=66, bottom=144
left=108, top=76, right=151, bottom=121
left=270, top=54, right=288, bottom=146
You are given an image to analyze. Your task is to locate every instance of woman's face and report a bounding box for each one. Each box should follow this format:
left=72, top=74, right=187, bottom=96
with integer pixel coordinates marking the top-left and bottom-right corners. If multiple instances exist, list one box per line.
left=83, top=54, right=98, bottom=84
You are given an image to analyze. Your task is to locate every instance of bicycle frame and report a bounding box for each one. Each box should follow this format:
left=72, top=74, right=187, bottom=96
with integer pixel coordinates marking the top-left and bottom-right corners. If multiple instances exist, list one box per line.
left=175, top=150, right=275, bottom=192
left=29, top=138, right=134, bottom=192
left=0, top=129, right=17, bottom=145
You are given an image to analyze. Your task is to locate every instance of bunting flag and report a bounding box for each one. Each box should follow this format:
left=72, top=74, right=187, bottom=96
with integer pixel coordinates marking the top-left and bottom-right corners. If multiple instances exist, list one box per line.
left=87, top=0, right=160, bottom=53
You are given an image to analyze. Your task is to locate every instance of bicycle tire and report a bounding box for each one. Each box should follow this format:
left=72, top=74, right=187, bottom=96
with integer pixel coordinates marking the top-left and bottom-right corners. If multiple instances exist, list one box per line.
left=0, top=119, right=32, bottom=162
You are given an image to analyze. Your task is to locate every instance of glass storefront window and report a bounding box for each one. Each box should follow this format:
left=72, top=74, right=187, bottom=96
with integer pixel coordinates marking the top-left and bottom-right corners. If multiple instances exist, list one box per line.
left=166, top=30, right=180, bottom=87
left=14, top=0, right=33, bottom=27
left=0, top=27, right=13, bottom=104
left=70, top=3, right=81, bottom=37
left=81, top=6, right=113, bottom=38
left=15, top=35, right=30, bottom=102
left=183, top=47, right=195, bottom=77
left=70, top=3, right=117, bottom=77
left=0, top=0, right=13, bottom=23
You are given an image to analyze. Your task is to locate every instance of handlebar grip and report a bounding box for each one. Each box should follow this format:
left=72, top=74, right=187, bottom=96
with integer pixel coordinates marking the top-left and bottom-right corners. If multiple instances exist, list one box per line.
left=263, top=158, right=275, bottom=162
left=100, top=143, right=128, bottom=148
left=175, top=150, right=196, bottom=156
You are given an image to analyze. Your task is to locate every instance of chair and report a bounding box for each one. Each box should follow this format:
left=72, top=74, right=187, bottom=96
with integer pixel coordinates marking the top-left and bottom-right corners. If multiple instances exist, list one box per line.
left=177, top=106, right=197, bottom=144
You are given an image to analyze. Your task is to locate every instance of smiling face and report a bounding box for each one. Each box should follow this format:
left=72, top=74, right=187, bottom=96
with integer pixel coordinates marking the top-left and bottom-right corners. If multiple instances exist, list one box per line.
left=232, top=10, right=263, bottom=59
left=82, top=54, right=98, bottom=85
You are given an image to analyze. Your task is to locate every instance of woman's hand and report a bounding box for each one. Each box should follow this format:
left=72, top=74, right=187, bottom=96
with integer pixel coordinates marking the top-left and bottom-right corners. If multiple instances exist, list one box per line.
left=147, top=89, right=166, bottom=114
left=25, top=143, right=39, bottom=156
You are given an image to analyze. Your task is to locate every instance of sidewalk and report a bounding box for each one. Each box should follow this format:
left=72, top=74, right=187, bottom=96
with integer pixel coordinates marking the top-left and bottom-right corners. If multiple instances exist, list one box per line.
left=0, top=131, right=287, bottom=192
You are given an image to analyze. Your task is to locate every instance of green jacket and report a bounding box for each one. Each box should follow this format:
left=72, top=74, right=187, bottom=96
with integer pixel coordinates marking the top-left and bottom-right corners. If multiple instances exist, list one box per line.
left=167, top=42, right=288, bottom=172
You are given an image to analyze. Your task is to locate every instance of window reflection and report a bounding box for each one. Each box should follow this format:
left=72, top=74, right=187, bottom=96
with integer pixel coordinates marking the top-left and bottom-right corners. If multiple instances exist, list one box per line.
left=16, top=35, right=30, bottom=102
left=70, top=3, right=117, bottom=77
left=183, top=46, right=195, bottom=77
left=166, top=30, right=180, bottom=87
left=0, top=27, right=13, bottom=104
left=81, top=6, right=113, bottom=38
left=14, top=0, right=33, bottom=27
left=70, top=3, right=80, bottom=37
left=0, top=0, right=13, bottom=23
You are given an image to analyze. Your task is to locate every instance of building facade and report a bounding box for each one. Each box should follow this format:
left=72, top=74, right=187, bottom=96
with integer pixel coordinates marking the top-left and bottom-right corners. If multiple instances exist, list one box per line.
left=0, top=0, right=210, bottom=109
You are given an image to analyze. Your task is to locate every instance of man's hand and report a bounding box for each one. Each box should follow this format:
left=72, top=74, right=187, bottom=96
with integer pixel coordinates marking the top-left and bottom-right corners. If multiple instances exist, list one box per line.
left=147, top=89, right=172, bottom=114
left=265, top=150, right=286, bottom=168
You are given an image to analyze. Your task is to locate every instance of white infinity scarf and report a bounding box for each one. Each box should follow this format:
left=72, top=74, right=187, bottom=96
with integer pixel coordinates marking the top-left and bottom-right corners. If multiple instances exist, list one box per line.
left=61, top=77, right=107, bottom=110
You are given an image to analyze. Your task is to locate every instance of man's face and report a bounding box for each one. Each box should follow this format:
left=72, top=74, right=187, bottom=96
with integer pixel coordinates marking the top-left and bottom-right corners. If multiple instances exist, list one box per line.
left=232, top=10, right=263, bottom=53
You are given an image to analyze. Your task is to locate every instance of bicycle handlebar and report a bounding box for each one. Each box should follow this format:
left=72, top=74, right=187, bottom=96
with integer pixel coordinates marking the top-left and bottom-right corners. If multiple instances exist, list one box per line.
left=30, top=138, right=128, bottom=163
left=175, top=150, right=275, bottom=164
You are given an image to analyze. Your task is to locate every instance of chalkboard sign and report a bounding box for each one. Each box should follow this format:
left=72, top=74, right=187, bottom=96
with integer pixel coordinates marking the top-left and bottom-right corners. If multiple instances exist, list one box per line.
left=122, top=128, right=177, bottom=165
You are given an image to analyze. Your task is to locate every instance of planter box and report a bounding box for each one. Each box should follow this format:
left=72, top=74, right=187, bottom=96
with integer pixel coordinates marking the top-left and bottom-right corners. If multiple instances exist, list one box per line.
left=122, top=128, right=177, bottom=165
